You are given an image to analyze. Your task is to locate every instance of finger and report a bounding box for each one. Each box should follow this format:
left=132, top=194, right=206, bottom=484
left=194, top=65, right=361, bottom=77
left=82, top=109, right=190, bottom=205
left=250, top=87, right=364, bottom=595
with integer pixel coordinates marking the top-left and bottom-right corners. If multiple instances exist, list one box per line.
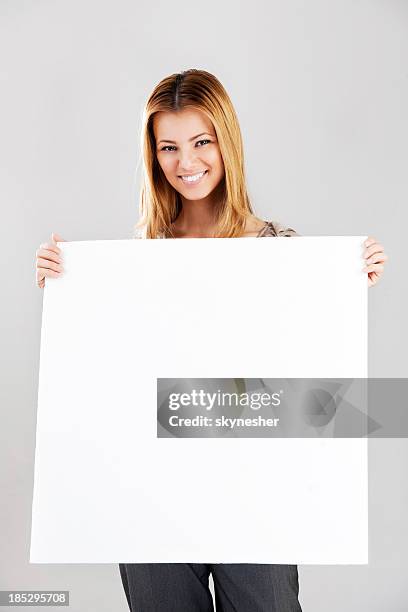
left=40, top=242, right=61, bottom=255
left=362, top=263, right=384, bottom=273
left=36, top=247, right=63, bottom=263
left=52, top=232, right=66, bottom=244
left=36, top=257, right=63, bottom=273
left=364, top=236, right=377, bottom=248
left=365, top=252, right=388, bottom=265
left=36, top=268, right=45, bottom=284
left=36, top=268, right=61, bottom=288
left=37, top=268, right=61, bottom=280
left=368, top=271, right=381, bottom=287
left=364, top=242, right=384, bottom=257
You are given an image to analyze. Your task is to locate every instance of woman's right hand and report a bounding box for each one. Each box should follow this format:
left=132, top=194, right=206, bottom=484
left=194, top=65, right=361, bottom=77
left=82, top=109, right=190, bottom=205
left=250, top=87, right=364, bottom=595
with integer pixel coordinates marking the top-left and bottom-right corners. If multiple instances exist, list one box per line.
left=36, top=232, right=65, bottom=289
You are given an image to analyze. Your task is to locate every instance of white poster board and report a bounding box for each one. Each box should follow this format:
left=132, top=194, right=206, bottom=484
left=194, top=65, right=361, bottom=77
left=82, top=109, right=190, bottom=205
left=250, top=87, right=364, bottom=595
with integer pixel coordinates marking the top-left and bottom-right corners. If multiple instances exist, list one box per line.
left=30, top=236, right=368, bottom=564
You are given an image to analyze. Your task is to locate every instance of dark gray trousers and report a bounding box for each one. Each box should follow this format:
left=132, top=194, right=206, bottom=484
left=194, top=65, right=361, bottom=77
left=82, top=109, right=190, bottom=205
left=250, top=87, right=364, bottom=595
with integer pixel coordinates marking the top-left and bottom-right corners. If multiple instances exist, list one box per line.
left=119, top=563, right=302, bottom=611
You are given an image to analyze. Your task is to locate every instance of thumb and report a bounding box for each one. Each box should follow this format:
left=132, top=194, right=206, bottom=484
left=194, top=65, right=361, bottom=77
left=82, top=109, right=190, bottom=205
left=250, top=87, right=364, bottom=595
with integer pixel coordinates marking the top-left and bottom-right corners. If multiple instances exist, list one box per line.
left=51, top=232, right=66, bottom=244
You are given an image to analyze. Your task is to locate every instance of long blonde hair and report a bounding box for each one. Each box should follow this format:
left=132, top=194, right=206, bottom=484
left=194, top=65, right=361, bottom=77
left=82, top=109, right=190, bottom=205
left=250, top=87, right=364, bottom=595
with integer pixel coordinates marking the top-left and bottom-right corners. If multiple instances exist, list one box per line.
left=133, top=69, right=256, bottom=239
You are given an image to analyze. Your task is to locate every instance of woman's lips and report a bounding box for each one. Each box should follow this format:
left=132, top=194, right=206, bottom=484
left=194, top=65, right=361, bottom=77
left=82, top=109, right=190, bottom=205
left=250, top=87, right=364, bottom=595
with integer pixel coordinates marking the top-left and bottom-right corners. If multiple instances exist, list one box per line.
left=178, top=170, right=208, bottom=185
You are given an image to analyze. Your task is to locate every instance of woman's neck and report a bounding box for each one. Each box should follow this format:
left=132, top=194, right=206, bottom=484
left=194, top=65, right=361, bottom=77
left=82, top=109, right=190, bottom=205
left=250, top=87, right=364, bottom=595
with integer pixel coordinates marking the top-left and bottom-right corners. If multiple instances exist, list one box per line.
left=172, top=186, right=224, bottom=238
left=169, top=185, right=266, bottom=238
left=172, top=201, right=218, bottom=237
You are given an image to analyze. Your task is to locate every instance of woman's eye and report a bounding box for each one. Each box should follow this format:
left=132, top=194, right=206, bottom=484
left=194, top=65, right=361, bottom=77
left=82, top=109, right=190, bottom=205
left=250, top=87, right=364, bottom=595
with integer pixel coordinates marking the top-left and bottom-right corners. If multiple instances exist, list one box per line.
left=159, top=140, right=211, bottom=152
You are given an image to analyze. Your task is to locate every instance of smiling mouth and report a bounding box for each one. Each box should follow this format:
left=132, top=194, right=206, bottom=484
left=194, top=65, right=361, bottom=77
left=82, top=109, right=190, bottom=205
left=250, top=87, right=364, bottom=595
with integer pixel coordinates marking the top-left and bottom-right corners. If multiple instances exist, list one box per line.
left=178, top=170, right=208, bottom=183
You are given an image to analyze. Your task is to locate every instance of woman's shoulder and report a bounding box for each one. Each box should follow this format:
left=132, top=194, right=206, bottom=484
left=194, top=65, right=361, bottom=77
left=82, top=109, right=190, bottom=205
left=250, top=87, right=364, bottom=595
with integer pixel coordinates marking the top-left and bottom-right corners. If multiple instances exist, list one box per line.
left=257, top=220, right=299, bottom=237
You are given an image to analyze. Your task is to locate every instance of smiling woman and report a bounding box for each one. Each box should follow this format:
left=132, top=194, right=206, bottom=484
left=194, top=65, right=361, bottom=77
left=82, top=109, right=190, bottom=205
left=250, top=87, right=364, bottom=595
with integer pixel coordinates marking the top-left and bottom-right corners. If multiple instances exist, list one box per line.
left=34, top=67, right=387, bottom=612
left=117, top=68, right=304, bottom=612
left=133, top=69, right=273, bottom=240
left=153, top=108, right=228, bottom=238
left=154, top=109, right=225, bottom=200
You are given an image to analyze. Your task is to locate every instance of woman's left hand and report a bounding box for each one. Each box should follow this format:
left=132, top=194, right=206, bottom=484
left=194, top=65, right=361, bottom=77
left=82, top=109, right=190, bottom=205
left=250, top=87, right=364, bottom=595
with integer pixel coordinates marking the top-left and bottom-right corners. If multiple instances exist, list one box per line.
left=363, top=237, right=388, bottom=287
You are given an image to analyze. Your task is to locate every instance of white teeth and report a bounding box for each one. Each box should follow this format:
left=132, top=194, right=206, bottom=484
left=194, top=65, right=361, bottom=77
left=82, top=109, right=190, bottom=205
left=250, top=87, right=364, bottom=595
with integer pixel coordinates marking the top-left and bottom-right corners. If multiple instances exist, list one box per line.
left=180, top=170, right=206, bottom=183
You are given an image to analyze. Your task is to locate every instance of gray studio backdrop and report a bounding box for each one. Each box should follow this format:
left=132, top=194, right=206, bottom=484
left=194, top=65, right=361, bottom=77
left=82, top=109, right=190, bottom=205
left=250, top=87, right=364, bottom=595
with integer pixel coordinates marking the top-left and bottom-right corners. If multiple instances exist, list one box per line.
left=1, top=1, right=407, bottom=610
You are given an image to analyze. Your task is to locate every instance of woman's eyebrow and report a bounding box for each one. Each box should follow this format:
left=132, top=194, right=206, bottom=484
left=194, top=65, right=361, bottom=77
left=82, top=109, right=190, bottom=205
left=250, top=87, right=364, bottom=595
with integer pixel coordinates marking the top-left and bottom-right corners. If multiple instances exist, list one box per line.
left=157, top=132, right=213, bottom=145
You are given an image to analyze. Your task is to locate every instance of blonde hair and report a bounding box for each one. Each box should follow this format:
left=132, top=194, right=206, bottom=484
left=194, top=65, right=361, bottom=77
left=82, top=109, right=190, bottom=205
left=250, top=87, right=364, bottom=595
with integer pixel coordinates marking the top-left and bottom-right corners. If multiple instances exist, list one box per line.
left=133, top=69, right=256, bottom=239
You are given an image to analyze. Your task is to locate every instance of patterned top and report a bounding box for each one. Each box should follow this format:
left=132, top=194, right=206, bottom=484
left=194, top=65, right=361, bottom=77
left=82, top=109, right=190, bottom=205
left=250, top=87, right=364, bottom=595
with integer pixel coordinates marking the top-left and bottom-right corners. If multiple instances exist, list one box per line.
left=255, top=220, right=299, bottom=238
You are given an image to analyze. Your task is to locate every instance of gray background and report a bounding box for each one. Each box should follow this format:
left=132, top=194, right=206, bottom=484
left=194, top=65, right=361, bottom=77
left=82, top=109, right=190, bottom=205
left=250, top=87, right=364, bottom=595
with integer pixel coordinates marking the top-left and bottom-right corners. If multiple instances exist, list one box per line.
left=1, top=0, right=407, bottom=610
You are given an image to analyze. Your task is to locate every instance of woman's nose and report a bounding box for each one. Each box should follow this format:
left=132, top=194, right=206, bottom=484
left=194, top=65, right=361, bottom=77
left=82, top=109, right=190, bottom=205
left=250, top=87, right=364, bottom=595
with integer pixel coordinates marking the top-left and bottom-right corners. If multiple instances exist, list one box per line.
left=177, top=149, right=199, bottom=170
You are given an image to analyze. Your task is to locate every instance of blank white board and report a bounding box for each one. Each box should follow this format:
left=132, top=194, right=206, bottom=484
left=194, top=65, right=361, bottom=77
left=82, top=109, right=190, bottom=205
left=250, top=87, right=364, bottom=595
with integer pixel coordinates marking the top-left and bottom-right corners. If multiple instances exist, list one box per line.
left=30, top=236, right=368, bottom=563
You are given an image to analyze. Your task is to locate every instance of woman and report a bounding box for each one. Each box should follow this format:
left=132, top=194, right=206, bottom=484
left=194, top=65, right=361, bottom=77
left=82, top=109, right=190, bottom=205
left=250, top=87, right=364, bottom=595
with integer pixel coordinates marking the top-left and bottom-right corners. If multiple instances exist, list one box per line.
left=35, top=69, right=387, bottom=611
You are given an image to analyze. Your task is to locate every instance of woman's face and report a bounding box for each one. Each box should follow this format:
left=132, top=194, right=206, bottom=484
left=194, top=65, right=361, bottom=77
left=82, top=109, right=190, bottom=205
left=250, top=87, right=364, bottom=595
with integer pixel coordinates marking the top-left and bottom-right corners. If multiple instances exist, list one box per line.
left=153, top=108, right=225, bottom=200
